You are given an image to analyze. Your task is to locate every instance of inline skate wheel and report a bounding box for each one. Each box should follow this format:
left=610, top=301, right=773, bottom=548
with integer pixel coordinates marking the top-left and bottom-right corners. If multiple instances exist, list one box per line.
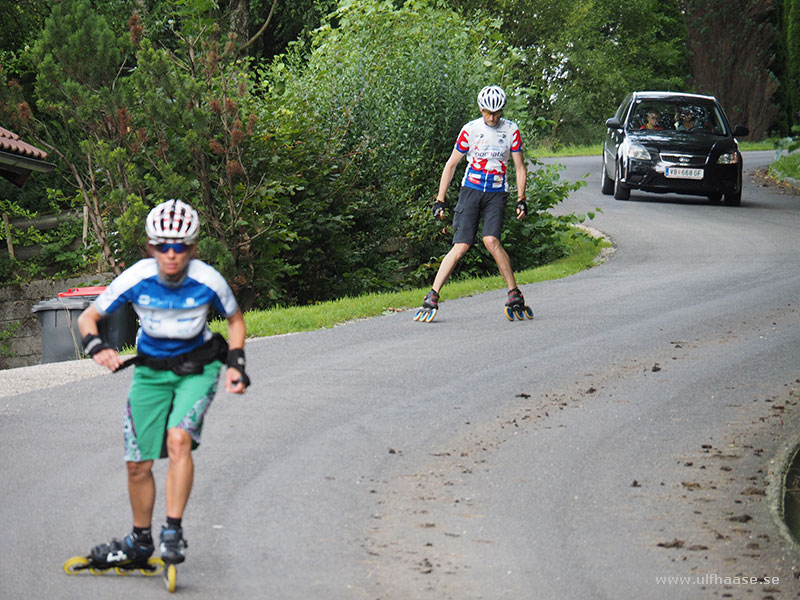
left=141, top=557, right=165, bottom=576
left=63, top=556, right=89, bottom=574
left=89, top=565, right=111, bottom=575
left=164, top=563, right=177, bottom=593
left=413, top=307, right=437, bottom=322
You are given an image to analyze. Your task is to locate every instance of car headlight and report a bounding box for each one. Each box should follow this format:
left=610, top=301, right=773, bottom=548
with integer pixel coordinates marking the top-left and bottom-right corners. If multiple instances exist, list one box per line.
left=624, top=142, right=651, bottom=161
left=717, top=151, right=739, bottom=165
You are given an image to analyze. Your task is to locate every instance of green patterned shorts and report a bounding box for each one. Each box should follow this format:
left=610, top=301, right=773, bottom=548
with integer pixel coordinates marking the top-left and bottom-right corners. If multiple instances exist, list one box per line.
left=123, top=361, right=222, bottom=462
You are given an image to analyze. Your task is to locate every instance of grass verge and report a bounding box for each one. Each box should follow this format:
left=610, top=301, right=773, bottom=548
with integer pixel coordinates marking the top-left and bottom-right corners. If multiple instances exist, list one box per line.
left=213, top=231, right=608, bottom=339
left=771, top=151, right=800, bottom=180
left=530, top=144, right=602, bottom=158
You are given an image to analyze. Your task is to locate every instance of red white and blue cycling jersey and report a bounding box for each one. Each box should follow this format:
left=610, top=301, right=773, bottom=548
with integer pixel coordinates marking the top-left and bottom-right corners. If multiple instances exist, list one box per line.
left=455, top=117, right=522, bottom=192
left=93, top=258, right=239, bottom=358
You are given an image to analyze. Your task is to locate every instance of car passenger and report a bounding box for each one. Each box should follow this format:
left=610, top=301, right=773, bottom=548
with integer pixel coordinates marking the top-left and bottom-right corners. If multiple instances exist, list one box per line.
left=676, top=110, right=699, bottom=132
left=639, top=110, right=663, bottom=130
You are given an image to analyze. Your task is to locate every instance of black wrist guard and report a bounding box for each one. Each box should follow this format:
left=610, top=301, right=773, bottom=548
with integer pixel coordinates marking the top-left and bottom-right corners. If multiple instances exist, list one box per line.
left=516, top=199, right=528, bottom=216
left=82, top=333, right=112, bottom=357
left=227, top=348, right=250, bottom=387
left=227, top=348, right=246, bottom=371
left=432, top=201, right=445, bottom=219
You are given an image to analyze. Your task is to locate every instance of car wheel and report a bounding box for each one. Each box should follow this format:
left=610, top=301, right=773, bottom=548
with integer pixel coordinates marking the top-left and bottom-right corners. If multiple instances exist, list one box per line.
left=707, top=192, right=722, bottom=203
left=613, top=161, right=630, bottom=200
left=601, top=157, right=614, bottom=195
left=723, top=190, right=741, bottom=206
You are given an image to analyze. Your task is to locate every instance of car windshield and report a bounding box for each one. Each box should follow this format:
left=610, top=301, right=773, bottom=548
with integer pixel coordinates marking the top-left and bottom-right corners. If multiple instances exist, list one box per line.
left=626, top=100, right=729, bottom=135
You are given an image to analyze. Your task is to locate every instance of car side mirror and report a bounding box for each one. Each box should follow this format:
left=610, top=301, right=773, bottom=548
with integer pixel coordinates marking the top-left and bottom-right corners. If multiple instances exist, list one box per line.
left=605, top=117, right=622, bottom=130
left=733, top=125, right=749, bottom=137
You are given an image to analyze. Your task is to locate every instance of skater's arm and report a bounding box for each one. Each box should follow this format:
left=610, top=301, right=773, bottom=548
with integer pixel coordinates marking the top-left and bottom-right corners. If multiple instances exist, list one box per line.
left=435, top=148, right=464, bottom=218
left=512, top=150, right=527, bottom=221
left=77, top=305, right=124, bottom=371
left=224, top=309, right=247, bottom=394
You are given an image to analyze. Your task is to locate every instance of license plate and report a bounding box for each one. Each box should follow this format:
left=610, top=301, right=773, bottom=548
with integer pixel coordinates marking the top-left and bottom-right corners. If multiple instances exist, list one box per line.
left=665, top=167, right=703, bottom=180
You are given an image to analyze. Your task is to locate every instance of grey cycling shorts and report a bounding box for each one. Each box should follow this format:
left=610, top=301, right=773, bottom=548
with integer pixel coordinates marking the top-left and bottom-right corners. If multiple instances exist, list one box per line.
left=452, top=187, right=509, bottom=245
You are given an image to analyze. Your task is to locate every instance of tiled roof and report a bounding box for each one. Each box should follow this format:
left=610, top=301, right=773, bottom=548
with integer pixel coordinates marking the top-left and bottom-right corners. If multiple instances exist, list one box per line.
left=0, top=125, right=49, bottom=159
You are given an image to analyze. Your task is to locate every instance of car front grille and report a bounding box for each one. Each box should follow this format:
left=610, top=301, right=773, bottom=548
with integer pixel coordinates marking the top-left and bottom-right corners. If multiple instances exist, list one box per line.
left=659, top=152, right=706, bottom=167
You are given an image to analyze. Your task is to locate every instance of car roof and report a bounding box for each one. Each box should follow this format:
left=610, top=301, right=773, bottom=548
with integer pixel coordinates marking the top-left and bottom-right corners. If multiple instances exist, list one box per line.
left=631, top=91, right=718, bottom=103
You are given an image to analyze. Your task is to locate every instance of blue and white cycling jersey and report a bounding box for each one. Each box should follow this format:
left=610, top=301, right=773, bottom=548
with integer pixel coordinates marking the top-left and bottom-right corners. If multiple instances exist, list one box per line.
left=93, top=258, right=239, bottom=358
left=455, top=117, right=523, bottom=192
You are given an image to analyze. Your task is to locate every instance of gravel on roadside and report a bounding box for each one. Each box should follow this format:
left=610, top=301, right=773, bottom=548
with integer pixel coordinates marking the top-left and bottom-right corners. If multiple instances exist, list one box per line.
left=0, top=359, right=108, bottom=399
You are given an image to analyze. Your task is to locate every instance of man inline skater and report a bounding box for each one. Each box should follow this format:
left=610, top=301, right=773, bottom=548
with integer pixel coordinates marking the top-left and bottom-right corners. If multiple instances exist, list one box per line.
left=76, top=199, right=249, bottom=573
left=414, top=84, right=532, bottom=322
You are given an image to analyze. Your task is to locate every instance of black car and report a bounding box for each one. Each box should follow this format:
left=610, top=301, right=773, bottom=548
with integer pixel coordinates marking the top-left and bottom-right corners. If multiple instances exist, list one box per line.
left=601, top=91, right=749, bottom=205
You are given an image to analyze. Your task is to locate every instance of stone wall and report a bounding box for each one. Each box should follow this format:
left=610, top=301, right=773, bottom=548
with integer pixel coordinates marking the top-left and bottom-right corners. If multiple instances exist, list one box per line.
left=0, top=275, right=114, bottom=370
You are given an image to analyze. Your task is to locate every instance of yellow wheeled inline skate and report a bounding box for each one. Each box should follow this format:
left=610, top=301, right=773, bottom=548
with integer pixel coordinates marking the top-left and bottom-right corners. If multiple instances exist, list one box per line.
left=64, top=532, right=164, bottom=575
left=63, top=553, right=165, bottom=576
left=159, top=525, right=187, bottom=593
left=63, top=532, right=178, bottom=592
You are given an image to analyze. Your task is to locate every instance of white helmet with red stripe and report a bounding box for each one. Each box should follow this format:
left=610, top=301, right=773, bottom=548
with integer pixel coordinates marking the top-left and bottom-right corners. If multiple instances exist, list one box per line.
left=146, top=199, right=200, bottom=245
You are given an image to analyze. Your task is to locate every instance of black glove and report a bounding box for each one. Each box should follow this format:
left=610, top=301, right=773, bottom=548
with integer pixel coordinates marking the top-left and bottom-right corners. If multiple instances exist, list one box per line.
left=432, top=201, right=445, bottom=219
left=227, top=348, right=250, bottom=388
left=82, top=333, right=113, bottom=357
left=516, top=197, right=528, bottom=217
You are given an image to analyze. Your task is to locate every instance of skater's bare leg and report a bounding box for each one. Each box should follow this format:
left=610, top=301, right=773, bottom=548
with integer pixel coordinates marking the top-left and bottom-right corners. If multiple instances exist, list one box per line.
left=432, top=243, right=470, bottom=292
left=482, top=236, right=517, bottom=290
left=165, top=428, right=194, bottom=519
left=127, top=460, right=155, bottom=528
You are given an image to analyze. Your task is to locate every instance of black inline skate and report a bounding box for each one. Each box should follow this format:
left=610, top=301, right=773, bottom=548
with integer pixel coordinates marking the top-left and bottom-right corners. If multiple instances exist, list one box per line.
left=64, top=530, right=182, bottom=592
left=160, top=525, right=187, bottom=564
left=63, top=532, right=162, bottom=576
left=413, top=289, right=439, bottom=323
left=504, top=287, right=533, bottom=321
left=159, top=525, right=187, bottom=592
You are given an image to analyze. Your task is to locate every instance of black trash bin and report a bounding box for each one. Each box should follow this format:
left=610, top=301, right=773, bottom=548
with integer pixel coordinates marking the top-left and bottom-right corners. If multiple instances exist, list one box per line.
left=31, top=286, right=137, bottom=364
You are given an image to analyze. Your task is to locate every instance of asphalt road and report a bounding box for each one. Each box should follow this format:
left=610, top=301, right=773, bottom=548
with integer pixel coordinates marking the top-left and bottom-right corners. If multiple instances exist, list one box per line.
left=3, top=151, right=800, bottom=600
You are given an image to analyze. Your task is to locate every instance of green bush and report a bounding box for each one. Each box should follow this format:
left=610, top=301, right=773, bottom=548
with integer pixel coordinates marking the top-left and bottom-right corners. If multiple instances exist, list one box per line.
left=261, top=0, right=494, bottom=301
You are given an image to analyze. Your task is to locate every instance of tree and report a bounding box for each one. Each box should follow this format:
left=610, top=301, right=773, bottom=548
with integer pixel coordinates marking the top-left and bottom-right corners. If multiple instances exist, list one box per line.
left=443, top=0, right=689, bottom=144
left=228, top=0, right=251, bottom=46
left=544, top=0, right=688, bottom=143
left=245, top=0, right=338, bottom=58
left=0, top=0, right=50, bottom=82
left=120, top=27, right=295, bottom=307
left=679, top=0, right=780, bottom=138
left=261, top=0, right=498, bottom=299
left=1, top=0, right=135, bottom=274
left=786, top=0, right=800, bottom=126
left=1, top=0, right=295, bottom=304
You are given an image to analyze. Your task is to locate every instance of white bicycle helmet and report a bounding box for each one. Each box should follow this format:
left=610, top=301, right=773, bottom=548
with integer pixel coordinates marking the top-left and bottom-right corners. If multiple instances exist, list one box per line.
left=146, top=199, right=200, bottom=245
left=477, top=85, right=506, bottom=112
